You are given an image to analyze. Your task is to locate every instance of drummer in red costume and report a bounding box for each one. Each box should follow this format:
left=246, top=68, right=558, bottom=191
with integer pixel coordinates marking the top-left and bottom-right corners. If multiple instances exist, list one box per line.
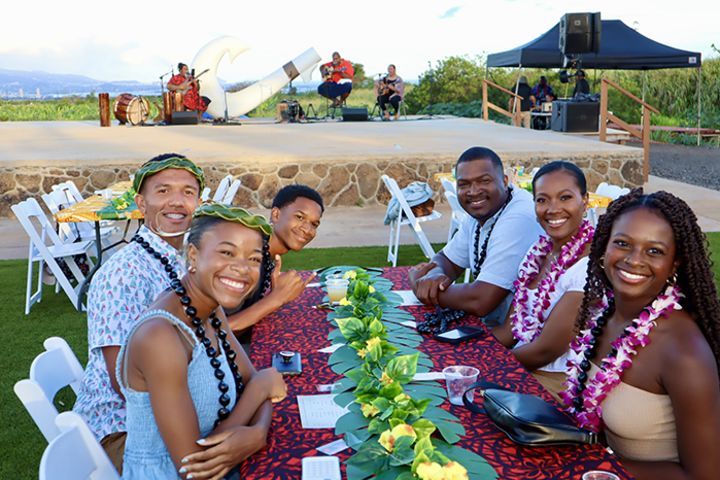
left=317, top=52, right=354, bottom=107
left=167, top=63, right=211, bottom=112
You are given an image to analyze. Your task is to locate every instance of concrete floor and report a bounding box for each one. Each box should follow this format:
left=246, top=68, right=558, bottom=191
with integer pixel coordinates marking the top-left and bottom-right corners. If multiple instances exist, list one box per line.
left=0, top=117, right=639, bottom=167
left=2, top=175, right=718, bottom=260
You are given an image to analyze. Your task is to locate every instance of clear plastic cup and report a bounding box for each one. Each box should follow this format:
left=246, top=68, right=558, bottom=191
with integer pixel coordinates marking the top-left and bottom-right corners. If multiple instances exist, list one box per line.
left=442, top=365, right=479, bottom=406
left=326, top=274, right=349, bottom=303
left=582, top=471, right=620, bottom=480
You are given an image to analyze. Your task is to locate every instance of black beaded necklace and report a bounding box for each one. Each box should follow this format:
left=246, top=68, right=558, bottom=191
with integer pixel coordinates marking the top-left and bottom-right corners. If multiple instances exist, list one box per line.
left=568, top=299, right=624, bottom=413
left=472, top=188, right=514, bottom=277
left=132, top=234, right=245, bottom=428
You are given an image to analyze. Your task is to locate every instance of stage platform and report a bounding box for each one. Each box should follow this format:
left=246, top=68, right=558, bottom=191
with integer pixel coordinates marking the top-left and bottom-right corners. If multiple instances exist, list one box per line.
left=0, top=117, right=643, bottom=217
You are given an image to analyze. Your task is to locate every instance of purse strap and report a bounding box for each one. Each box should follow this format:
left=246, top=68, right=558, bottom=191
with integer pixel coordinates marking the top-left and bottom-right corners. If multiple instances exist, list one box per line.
left=462, top=380, right=504, bottom=413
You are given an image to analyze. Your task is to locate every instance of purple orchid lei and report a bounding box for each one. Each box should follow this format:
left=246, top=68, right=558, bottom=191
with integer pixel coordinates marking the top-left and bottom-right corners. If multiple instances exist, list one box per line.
left=510, top=219, right=594, bottom=344
left=560, top=284, right=684, bottom=432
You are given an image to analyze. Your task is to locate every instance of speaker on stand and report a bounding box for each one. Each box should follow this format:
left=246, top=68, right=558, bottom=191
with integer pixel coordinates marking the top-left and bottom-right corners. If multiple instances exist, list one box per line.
left=559, top=12, right=601, bottom=56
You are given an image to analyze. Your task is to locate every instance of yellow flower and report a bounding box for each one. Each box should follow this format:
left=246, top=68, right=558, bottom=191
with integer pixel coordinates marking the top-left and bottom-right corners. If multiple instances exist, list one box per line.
left=368, top=285, right=376, bottom=293
left=393, top=393, right=411, bottom=403
left=380, top=371, right=394, bottom=386
left=416, top=462, right=445, bottom=480
left=361, top=403, right=380, bottom=418
left=378, top=429, right=395, bottom=452
left=443, top=461, right=469, bottom=480
left=357, top=348, right=368, bottom=358
left=338, top=297, right=351, bottom=306
left=343, top=270, right=357, bottom=280
left=366, top=337, right=381, bottom=350
left=378, top=423, right=416, bottom=452
left=391, top=423, right=417, bottom=442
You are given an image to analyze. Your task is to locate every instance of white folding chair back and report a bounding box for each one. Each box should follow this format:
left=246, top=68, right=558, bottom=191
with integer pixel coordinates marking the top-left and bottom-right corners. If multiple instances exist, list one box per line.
left=14, top=337, right=85, bottom=442
left=221, top=178, right=242, bottom=205
left=588, top=183, right=630, bottom=226
left=381, top=175, right=442, bottom=267
left=443, top=191, right=471, bottom=282
left=12, top=198, right=94, bottom=314
left=39, top=412, right=119, bottom=480
left=440, top=177, right=456, bottom=196
left=201, top=187, right=211, bottom=202
left=212, top=175, right=234, bottom=203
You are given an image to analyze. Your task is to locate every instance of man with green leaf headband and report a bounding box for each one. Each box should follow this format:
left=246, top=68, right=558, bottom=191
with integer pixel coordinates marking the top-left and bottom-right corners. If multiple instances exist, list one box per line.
left=74, top=153, right=208, bottom=472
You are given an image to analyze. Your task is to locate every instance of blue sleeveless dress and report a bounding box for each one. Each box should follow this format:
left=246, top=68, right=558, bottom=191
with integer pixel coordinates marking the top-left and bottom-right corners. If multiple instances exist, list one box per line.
left=118, top=309, right=237, bottom=479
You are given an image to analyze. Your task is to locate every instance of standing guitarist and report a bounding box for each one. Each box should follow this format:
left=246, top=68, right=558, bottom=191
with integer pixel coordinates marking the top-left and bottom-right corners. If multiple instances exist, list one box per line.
left=167, top=63, right=211, bottom=112
left=317, top=52, right=354, bottom=107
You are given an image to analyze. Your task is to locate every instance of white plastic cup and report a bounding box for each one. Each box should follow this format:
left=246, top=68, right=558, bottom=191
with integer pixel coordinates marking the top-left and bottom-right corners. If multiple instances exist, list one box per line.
left=326, top=274, right=349, bottom=303
left=442, top=365, right=479, bottom=406
left=582, top=471, right=620, bottom=480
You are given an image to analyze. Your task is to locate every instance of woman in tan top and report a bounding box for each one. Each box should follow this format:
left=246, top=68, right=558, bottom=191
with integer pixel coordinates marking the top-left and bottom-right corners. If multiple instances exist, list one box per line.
left=561, top=189, right=720, bottom=480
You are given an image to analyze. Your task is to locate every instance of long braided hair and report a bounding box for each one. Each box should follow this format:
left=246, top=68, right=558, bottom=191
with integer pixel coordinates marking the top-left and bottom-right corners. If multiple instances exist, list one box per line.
left=576, top=188, right=720, bottom=373
left=240, top=235, right=275, bottom=308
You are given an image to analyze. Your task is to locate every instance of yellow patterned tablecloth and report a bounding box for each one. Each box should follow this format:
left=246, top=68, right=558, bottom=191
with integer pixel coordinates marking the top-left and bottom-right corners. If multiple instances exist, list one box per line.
left=54, top=181, right=143, bottom=223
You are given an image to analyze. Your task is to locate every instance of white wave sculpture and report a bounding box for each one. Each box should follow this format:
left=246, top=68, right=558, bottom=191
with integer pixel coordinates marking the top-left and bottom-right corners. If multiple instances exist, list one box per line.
left=191, top=36, right=320, bottom=118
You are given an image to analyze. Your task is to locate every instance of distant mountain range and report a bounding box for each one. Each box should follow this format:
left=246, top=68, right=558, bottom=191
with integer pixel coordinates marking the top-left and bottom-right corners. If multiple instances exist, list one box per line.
left=0, top=68, right=161, bottom=98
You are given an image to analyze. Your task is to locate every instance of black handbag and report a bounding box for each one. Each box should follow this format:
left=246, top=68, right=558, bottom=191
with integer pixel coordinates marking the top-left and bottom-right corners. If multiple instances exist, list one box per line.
left=463, top=381, right=598, bottom=446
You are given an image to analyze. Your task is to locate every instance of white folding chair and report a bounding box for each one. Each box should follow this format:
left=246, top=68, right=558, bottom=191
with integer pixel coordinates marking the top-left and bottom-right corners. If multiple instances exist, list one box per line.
left=588, top=182, right=631, bottom=226
left=41, top=188, right=116, bottom=246
left=39, top=411, right=119, bottom=480
left=440, top=177, right=456, bottom=196
left=443, top=191, right=471, bottom=283
left=381, top=175, right=442, bottom=267
left=12, top=198, right=94, bottom=314
left=212, top=175, right=234, bottom=203
left=220, top=178, right=242, bottom=205
left=14, top=337, right=85, bottom=442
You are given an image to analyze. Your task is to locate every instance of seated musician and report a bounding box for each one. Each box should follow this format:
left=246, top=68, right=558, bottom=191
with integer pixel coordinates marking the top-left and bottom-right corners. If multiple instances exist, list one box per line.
left=167, top=62, right=211, bottom=112
left=375, top=64, right=405, bottom=121
left=317, top=52, right=354, bottom=107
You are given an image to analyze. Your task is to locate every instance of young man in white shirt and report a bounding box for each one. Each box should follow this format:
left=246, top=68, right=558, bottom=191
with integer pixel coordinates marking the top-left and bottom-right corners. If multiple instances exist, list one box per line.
left=409, top=146, right=544, bottom=327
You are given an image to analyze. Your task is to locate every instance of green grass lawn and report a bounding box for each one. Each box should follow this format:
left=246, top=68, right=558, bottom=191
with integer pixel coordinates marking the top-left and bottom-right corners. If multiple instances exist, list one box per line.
left=2, top=235, right=719, bottom=478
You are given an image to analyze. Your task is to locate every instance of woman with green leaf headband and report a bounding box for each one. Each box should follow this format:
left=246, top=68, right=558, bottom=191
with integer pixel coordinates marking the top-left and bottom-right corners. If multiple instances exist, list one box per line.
left=118, top=202, right=286, bottom=480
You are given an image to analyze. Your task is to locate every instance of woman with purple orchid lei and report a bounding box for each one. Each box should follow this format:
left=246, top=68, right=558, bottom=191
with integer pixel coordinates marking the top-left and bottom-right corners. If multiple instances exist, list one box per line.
left=493, top=161, right=594, bottom=401
left=560, top=189, right=720, bottom=480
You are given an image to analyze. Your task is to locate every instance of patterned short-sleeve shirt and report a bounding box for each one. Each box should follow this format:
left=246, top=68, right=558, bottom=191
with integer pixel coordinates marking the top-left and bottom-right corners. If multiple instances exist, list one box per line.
left=73, top=226, right=186, bottom=440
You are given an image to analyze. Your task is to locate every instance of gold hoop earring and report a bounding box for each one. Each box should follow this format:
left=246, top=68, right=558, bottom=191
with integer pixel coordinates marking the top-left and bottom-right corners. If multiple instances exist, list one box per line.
left=667, top=273, right=678, bottom=286
left=598, top=256, right=605, bottom=270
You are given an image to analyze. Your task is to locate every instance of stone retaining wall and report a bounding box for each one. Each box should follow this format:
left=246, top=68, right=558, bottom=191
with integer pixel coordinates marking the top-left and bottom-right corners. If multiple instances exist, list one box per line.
left=0, top=152, right=643, bottom=217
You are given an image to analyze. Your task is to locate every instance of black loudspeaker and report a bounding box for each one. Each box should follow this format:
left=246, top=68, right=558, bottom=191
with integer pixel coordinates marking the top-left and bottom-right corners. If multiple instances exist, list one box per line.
left=551, top=100, right=600, bottom=133
left=559, top=12, right=601, bottom=54
left=341, top=107, right=368, bottom=122
left=171, top=111, right=199, bottom=125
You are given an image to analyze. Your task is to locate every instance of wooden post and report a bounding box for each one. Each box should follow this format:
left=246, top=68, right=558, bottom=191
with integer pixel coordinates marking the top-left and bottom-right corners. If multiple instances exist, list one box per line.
left=642, top=105, right=650, bottom=183
left=98, top=93, right=110, bottom=127
left=599, top=80, right=608, bottom=142
left=482, top=81, right=488, bottom=121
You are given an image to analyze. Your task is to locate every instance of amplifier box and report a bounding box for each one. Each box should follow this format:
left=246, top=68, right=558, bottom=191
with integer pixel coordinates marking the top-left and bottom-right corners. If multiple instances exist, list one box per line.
left=171, top=111, right=199, bottom=125
left=341, top=107, right=368, bottom=122
left=551, top=101, right=599, bottom=133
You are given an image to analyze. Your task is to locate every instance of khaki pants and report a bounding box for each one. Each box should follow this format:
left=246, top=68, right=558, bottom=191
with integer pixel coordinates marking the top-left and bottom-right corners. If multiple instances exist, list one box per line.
left=100, top=431, right=127, bottom=475
left=519, top=111, right=531, bottom=129
left=531, top=370, right=567, bottom=404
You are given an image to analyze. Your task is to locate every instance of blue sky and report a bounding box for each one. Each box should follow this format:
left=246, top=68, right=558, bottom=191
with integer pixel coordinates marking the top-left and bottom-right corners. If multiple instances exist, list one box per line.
left=1, top=0, right=717, bottom=83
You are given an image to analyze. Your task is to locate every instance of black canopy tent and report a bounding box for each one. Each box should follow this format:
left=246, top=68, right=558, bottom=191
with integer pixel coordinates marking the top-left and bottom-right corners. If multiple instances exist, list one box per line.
left=486, top=19, right=703, bottom=142
left=487, top=20, right=701, bottom=69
